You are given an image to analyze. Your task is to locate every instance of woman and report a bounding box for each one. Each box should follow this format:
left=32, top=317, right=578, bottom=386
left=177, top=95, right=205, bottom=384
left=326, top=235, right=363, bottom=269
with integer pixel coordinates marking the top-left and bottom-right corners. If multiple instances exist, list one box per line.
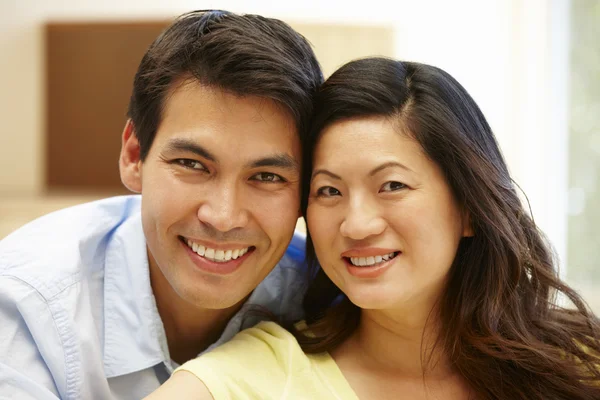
left=147, top=58, right=600, bottom=399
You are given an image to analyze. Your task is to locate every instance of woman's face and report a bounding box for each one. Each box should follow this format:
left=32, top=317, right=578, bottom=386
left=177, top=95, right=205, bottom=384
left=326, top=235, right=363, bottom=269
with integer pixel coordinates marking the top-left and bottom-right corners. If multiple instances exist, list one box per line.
left=307, top=116, right=472, bottom=311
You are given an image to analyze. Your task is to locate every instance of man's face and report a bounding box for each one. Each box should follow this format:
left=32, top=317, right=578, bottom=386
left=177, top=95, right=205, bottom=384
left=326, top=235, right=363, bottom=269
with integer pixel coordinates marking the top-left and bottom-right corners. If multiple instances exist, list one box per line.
left=122, top=82, right=301, bottom=309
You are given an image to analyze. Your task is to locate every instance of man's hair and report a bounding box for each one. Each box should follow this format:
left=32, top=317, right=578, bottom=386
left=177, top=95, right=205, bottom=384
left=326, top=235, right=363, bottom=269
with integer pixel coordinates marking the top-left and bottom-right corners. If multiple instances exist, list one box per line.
left=127, top=10, right=323, bottom=160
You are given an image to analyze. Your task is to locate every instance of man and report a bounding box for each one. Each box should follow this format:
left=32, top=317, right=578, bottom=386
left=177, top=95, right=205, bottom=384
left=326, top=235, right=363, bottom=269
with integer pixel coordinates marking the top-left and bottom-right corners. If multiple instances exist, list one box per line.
left=0, top=10, right=322, bottom=399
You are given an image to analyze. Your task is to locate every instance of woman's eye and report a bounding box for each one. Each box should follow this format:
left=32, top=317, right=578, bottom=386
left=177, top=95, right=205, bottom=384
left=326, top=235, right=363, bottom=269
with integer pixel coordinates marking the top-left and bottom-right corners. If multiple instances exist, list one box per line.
left=380, top=181, right=406, bottom=192
left=316, top=186, right=341, bottom=197
left=252, top=172, right=285, bottom=183
left=175, top=159, right=206, bottom=170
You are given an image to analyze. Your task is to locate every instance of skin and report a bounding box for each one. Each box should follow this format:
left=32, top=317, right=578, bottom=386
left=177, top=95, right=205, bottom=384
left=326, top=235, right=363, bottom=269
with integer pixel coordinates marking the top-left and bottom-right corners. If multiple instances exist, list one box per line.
left=307, top=116, right=473, bottom=399
left=146, top=115, right=475, bottom=400
left=120, top=81, right=301, bottom=364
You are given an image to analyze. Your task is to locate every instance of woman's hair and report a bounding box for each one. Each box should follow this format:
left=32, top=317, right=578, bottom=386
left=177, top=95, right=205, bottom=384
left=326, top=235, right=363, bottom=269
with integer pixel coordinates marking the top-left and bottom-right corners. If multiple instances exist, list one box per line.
left=296, top=57, right=600, bottom=399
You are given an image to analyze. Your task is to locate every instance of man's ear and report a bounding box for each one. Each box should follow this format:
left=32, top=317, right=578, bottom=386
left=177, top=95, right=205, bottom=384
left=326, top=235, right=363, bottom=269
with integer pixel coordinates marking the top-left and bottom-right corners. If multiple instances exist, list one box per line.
left=119, top=119, right=143, bottom=193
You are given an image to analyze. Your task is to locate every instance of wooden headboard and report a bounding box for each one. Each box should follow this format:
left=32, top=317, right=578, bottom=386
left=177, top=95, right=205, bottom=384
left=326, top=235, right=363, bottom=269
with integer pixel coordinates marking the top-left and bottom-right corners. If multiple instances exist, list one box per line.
left=45, top=20, right=393, bottom=191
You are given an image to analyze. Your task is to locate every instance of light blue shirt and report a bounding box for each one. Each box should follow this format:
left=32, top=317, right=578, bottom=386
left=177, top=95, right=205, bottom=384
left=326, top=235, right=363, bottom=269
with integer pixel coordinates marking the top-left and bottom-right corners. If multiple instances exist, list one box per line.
left=0, top=196, right=308, bottom=399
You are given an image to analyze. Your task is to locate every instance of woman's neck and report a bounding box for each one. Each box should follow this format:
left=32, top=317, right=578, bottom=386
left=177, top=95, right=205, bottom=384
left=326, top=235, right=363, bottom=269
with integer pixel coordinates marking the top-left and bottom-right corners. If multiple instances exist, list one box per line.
left=341, top=308, right=452, bottom=378
left=330, top=307, right=471, bottom=400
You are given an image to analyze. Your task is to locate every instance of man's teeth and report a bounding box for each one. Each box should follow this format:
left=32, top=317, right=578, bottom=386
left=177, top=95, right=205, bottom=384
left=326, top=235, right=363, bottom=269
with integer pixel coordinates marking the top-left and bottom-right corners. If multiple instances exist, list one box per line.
left=349, top=252, right=397, bottom=267
left=186, top=240, right=249, bottom=263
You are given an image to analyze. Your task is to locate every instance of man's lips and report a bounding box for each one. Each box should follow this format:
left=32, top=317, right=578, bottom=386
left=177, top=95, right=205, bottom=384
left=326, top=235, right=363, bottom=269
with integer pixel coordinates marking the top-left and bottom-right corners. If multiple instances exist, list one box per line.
left=180, top=238, right=256, bottom=275
left=179, top=236, right=254, bottom=263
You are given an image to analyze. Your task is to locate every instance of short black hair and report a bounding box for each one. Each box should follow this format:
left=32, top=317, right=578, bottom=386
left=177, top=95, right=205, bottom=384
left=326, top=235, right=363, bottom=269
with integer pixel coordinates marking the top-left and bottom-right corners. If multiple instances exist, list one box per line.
left=127, top=10, right=323, bottom=160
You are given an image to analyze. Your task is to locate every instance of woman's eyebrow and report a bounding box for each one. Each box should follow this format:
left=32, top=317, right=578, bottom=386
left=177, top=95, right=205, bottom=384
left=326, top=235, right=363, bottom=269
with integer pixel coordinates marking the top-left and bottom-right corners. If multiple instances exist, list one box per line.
left=369, top=161, right=413, bottom=176
left=311, top=169, right=341, bottom=181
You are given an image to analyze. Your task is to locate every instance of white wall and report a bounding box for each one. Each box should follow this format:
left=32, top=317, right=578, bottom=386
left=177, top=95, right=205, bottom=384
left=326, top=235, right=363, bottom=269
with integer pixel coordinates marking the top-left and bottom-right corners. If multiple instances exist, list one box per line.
left=0, top=0, right=568, bottom=265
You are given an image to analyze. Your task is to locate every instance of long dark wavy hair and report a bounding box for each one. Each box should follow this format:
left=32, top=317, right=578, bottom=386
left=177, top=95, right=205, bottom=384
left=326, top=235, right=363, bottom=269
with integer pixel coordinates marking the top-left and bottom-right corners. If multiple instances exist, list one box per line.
left=295, top=57, right=600, bottom=399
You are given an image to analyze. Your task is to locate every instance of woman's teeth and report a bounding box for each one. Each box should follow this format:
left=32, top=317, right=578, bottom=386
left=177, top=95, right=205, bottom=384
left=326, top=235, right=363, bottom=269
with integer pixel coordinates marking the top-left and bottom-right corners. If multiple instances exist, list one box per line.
left=349, top=252, right=397, bottom=267
left=186, top=239, right=249, bottom=263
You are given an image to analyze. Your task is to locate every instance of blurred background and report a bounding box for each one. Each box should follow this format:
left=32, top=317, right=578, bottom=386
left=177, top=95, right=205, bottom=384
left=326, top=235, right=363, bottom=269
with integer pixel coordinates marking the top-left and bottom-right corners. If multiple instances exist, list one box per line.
left=0, top=0, right=598, bottom=310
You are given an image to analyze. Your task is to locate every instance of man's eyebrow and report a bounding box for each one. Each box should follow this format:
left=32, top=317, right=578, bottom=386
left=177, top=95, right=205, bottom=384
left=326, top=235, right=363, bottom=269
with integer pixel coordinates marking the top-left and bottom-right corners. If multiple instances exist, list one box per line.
left=163, top=138, right=217, bottom=162
left=311, top=169, right=341, bottom=181
left=369, top=161, right=413, bottom=176
left=247, top=154, right=299, bottom=171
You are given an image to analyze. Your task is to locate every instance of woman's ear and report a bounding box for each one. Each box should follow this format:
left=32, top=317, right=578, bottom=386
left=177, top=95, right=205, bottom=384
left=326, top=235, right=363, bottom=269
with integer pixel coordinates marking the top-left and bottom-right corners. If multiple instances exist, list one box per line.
left=462, top=212, right=475, bottom=237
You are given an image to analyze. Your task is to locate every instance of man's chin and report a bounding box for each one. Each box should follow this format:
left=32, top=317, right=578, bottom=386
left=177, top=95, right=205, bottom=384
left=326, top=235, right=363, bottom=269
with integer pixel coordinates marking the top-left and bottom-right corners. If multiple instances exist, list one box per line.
left=179, top=283, right=254, bottom=311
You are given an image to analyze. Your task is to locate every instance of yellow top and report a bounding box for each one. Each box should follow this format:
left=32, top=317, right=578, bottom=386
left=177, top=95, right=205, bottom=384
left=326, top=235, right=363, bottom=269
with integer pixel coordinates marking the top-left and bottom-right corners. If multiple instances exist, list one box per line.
left=175, top=321, right=359, bottom=400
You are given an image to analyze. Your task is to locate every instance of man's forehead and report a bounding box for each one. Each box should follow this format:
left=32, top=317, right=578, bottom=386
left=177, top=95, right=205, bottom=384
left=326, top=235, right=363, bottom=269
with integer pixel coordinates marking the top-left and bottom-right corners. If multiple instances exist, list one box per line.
left=157, top=85, right=298, bottom=135
left=152, top=82, right=301, bottom=167
left=163, top=80, right=296, bottom=128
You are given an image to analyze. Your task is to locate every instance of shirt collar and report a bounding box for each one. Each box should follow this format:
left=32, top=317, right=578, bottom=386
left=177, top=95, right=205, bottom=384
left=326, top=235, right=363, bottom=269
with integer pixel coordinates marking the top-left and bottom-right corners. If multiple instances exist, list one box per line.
left=100, top=201, right=307, bottom=378
left=99, top=210, right=271, bottom=377
left=102, top=208, right=169, bottom=378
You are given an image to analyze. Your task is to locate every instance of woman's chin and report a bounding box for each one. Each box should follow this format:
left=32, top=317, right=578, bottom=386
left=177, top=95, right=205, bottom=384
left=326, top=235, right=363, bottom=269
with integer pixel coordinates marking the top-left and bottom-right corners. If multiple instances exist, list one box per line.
left=345, top=289, right=400, bottom=311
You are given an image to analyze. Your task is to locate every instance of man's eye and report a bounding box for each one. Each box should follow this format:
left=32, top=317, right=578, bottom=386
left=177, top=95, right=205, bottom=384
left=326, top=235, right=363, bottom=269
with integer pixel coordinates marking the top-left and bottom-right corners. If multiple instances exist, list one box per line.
left=252, top=172, right=285, bottom=183
left=175, top=159, right=206, bottom=170
left=380, top=181, right=406, bottom=192
left=316, top=186, right=341, bottom=197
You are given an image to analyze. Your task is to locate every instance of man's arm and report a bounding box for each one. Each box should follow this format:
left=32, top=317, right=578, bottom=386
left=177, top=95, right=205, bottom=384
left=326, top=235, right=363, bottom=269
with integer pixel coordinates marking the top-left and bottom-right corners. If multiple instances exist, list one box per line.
left=0, top=363, right=60, bottom=400
left=0, top=276, right=61, bottom=399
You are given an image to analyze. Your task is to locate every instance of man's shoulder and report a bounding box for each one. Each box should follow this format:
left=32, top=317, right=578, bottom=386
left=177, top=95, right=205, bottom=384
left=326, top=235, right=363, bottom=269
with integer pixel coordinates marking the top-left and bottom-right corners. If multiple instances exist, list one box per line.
left=0, top=195, right=142, bottom=298
left=248, top=231, right=309, bottom=320
left=278, top=230, right=307, bottom=270
left=268, top=230, right=308, bottom=288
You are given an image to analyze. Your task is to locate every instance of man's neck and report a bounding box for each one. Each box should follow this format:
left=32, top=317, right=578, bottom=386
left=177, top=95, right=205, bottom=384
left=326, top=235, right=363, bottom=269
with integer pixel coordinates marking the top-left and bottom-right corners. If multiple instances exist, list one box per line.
left=149, top=259, right=247, bottom=365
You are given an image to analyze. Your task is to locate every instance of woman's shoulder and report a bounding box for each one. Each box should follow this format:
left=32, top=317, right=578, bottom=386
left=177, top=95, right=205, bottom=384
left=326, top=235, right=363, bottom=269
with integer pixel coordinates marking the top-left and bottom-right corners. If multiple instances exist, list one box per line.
left=237, top=320, right=299, bottom=341
left=224, top=321, right=305, bottom=357
left=174, top=322, right=316, bottom=399
left=179, top=321, right=311, bottom=374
